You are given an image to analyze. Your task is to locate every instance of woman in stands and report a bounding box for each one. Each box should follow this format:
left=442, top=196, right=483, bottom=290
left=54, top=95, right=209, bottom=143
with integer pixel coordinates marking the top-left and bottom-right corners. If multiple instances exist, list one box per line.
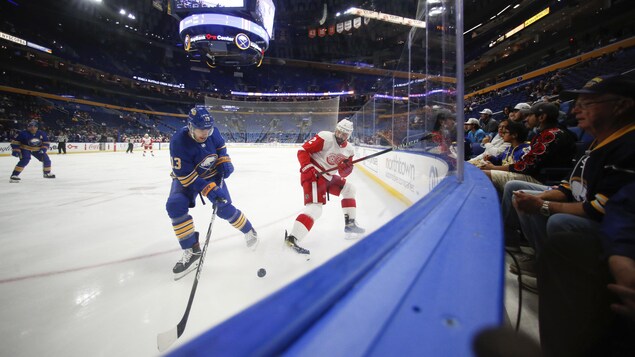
left=469, top=119, right=511, bottom=166
left=479, top=120, right=530, bottom=192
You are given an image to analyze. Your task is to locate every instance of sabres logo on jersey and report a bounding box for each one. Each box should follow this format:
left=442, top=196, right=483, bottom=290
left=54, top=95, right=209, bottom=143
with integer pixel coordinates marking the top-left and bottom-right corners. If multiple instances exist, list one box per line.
left=198, top=154, right=218, bottom=170
left=29, top=137, right=42, bottom=147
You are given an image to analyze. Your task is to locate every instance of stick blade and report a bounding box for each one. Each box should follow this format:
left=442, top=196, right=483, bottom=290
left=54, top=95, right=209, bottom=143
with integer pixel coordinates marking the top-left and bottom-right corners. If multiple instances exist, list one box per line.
left=157, top=326, right=179, bottom=352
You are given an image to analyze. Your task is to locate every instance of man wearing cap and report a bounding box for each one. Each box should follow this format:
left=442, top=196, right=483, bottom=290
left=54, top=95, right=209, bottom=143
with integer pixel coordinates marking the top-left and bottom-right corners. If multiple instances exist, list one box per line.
left=509, top=102, right=531, bottom=122
left=479, top=108, right=499, bottom=137
left=9, top=121, right=56, bottom=182
left=502, top=74, right=635, bottom=356
left=464, top=118, right=486, bottom=145
left=484, top=101, right=576, bottom=193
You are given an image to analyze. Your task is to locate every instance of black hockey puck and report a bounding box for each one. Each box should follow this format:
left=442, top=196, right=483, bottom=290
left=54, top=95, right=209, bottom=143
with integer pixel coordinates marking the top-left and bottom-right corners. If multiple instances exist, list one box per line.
left=257, top=268, right=266, bottom=277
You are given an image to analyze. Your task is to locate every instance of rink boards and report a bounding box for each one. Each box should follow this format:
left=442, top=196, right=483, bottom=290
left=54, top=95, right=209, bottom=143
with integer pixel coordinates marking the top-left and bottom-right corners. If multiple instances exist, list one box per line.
left=168, top=146, right=504, bottom=356
left=0, top=142, right=168, bottom=155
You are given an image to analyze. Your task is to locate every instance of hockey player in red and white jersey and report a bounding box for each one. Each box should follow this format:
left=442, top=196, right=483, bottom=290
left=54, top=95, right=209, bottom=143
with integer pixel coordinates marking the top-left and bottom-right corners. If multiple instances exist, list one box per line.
left=141, top=133, right=154, bottom=157
left=285, top=118, right=365, bottom=255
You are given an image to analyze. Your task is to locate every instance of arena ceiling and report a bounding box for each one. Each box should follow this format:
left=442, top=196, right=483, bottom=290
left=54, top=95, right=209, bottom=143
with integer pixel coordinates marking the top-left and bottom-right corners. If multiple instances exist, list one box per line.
left=1, top=0, right=621, bottom=80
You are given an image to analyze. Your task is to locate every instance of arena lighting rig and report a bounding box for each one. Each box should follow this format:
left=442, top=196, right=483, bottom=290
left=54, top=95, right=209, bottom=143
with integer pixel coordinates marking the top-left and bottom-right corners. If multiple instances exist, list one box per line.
left=230, top=90, right=354, bottom=97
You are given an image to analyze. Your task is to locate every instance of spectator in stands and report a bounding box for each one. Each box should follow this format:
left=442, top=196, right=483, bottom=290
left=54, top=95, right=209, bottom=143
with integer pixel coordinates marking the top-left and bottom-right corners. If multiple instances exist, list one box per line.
left=488, top=102, right=576, bottom=193
left=430, top=110, right=452, bottom=153
left=523, top=75, right=635, bottom=356
left=479, top=121, right=531, bottom=192
left=478, top=108, right=498, bottom=137
left=509, top=102, right=531, bottom=122
left=429, top=111, right=460, bottom=169
left=538, top=180, right=635, bottom=357
left=469, top=119, right=511, bottom=165
left=465, top=118, right=486, bottom=145
left=502, top=106, right=512, bottom=120
left=604, top=181, right=635, bottom=323
left=500, top=101, right=580, bottom=255
left=502, top=74, right=635, bottom=284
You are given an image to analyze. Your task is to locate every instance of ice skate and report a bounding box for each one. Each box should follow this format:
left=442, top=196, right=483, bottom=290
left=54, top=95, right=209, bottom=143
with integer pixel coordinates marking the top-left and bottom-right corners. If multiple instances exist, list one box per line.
left=285, top=230, right=310, bottom=255
left=344, top=214, right=365, bottom=239
left=173, top=244, right=201, bottom=281
left=10, top=175, right=21, bottom=183
left=43, top=173, right=56, bottom=179
left=244, top=228, right=259, bottom=250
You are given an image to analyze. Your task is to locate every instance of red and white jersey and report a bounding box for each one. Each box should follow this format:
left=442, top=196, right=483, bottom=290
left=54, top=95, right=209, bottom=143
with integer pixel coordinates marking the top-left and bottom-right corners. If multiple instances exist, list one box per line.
left=299, top=131, right=354, bottom=178
left=141, top=137, right=152, bottom=147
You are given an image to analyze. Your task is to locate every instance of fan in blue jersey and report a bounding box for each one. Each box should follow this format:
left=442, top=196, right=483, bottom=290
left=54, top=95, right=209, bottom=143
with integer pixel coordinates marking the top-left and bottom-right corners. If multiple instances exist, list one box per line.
left=166, top=106, right=258, bottom=279
left=9, top=121, right=56, bottom=183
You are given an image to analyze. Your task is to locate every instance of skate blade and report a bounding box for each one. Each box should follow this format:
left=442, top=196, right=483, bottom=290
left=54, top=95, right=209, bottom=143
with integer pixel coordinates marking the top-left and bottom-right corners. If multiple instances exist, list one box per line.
left=173, top=262, right=199, bottom=281
left=284, top=241, right=311, bottom=259
left=246, top=239, right=259, bottom=251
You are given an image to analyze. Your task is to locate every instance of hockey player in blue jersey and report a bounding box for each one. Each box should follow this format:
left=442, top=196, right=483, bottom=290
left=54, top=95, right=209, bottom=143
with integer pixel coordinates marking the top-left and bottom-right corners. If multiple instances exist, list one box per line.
left=166, top=106, right=258, bottom=279
left=10, top=121, right=56, bottom=183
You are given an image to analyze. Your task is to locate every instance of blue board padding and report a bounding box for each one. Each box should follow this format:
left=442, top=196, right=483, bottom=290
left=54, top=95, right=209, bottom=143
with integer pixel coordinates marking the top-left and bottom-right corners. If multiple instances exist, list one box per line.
left=170, top=164, right=504, bottom=356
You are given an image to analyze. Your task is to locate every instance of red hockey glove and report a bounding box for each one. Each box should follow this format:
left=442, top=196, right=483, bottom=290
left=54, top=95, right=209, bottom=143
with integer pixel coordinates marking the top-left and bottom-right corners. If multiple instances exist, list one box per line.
left=337, top=158, right=353, bottom=177
left=300, top=164, right=319, bottom=184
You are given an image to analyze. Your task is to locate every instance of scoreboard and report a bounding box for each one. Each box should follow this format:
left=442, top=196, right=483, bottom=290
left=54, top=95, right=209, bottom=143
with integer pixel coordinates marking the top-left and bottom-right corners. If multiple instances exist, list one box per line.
left=170, top=0, right=275, bottom=67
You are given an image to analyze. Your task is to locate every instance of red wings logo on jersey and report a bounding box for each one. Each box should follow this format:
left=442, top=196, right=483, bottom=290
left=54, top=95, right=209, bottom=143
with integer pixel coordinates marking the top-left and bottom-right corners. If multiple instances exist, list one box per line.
left=326, top=153, right=348, bottom=166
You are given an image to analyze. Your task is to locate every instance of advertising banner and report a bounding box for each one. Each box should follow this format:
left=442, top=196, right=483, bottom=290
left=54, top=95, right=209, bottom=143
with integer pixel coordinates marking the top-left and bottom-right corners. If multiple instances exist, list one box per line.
left=0, top=142, right=168, bottom=156
left=354, top=146, right=449, bottom=204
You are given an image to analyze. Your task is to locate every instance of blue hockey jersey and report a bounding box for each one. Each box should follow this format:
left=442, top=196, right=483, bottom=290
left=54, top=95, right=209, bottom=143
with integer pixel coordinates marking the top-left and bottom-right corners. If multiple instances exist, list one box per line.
left=11, top=129, right=50, bottom=153
left=169, top=126, right=230, bottom=193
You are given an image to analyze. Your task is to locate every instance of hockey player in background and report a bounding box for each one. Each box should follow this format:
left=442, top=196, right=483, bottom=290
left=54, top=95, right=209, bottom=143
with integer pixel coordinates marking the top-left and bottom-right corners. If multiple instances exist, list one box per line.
left=166, top=106, right=258, bottom=279
left=285, top=118, right=365, bottom=255
left=142, top=133, right=154, bottom=157
left=9, top=121, right=56, bottom=183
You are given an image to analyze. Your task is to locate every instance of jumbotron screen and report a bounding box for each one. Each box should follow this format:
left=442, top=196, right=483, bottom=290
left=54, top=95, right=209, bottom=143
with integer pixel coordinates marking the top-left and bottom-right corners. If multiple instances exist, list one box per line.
left=173, top=0, right=246, bottom=11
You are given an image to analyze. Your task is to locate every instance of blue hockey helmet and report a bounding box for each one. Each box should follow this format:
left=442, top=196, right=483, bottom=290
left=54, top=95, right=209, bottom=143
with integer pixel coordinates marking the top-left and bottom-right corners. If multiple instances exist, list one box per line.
left=187, top=106, right=214, bottom=142
left=188, top=106, right=214, bottom=129
left=27, top=120, right=39, bottom=128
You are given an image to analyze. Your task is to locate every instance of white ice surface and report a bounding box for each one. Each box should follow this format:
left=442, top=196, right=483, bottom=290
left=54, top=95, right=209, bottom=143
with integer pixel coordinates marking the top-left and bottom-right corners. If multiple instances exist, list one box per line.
left=0, top=147, right=407, bottom=357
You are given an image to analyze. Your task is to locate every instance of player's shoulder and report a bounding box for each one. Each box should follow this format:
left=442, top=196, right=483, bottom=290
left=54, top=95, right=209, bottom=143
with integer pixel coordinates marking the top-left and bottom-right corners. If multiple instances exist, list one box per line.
left=170, top=128, right=192, bottom=148
left=316, top=131, right=333, bottom=140
left=172, top=127, right=189, bottom=141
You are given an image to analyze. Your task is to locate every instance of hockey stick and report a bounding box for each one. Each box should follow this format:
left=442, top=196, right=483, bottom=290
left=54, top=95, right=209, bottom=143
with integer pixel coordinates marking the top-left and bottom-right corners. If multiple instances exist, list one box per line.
left=318, top=132, right=433, bottom=176
left=157, top=176, right=224, bottom=352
